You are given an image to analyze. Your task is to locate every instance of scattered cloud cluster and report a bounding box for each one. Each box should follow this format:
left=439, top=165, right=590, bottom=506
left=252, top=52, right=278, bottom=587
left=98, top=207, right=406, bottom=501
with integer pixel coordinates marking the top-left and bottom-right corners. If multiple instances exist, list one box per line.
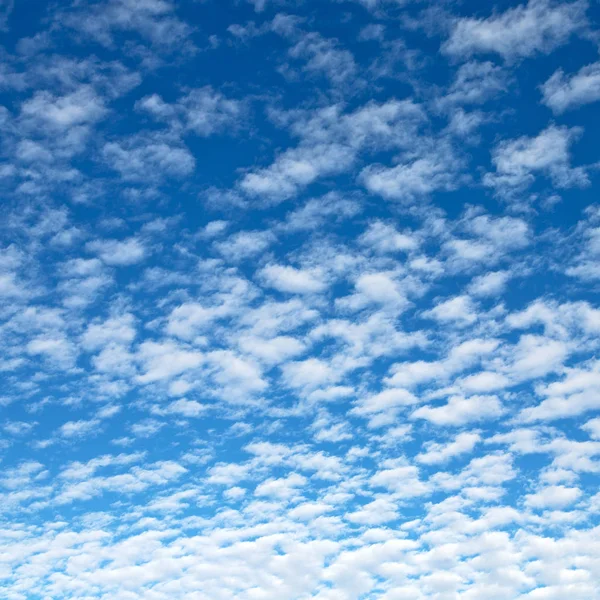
left=1, top=0, right=600, bottom=599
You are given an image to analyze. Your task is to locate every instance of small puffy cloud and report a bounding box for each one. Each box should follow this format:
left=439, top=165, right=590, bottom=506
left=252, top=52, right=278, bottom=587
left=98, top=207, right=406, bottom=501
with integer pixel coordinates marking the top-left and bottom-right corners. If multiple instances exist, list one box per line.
left=207, top=350, right=267, bottom=397
left=27, top=335, right=77, bottom=369
left=508, top=335, right=569, bottom=380
left=346, top=498, right=399, bottom=525
left=60, top=0, right=191, bottom=47
left=518, top=359, right=600, bottom=422
left=370, top=460, right=430, bottom=497
left=361, top=155, right=460, bottom=202
left=58, top=418, right=100, bottom=439
left=359, top=221, right=418, bottom=253
left=438, top=61, right=509, bottom=108
left=282, top=358, right=338, bottom=391
left=238, top=335, right=306, bottom=365
left=468, top=271, right=511, bottom=297
left=541, top=62, right=600, bottom=114
left=443, top=0, right=587, bottom=61
left=484, top=125, right=589, bottom=193
left=86, top=238, right=146, bottom=266
left=137, top=86, right=244, bottom=136
left=214, top=230, right=275, bottom=261
left=136, top=341, right=204, bottom=384
left=525, top=485, right=582, bottom=509
left=352, top=388, right=418, bottom=416
left=289, top=32, right=357, bottom=87
left=338, top=272, right=408, bottom=312
left=424, top=295, right=478, bottom=326
left=255, top=473, right=307, bottom=499
left=164, top=399, right=205, bottom=417
left=240, top=99, right=425, bottom=202
left=281, top=193, right=362, bottom=232
left=82, top=314, right=136, bottom=350
left=412, top=395, right=504, bottom=426
left=21, top=85, right=107, bottom=129
left=102, top=134, right=195, bottom=181
left=260, top=264, right=327, bottom=294
left=582, top=418, right=600, bottom=439
left=459, top=371, right=511, bottom=393
left=417, top=432, right=481, bottom=465
left=240, top=142, right=355, bottom=202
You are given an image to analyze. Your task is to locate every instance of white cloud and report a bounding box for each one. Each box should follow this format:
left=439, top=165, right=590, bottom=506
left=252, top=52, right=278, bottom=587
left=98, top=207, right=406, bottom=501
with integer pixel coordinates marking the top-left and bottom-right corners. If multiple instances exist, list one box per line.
left=361, top=154, right=460, bottom=201
left=468, top=271, right=511, bottom=297
left=240, top=99, right=425, bottom=202
left=289, top=32, right=357, bottom=87
left=86, top=237, right=146, bottom=266
left=60, top=0, right=191, bottom=47
left=21, top=85, right=107, bottom=129
left=255, top=473, right=307, bottom=499
left=412, top=395, right=504, bottom=426
left=163, top=398, right=205, bottom=417
left=358, top=221, right=418, bottom=253
left=541, top=62, right=600, bottom=113
left=282, top=358, right=338, bottom=392
left=443, top=0, right=587, bottom=61
left=260, top=264, right=327, bottom=294
left=417, top=432, right=481, bottom=465
left=102, top=134, right=195, bottom=181
left=280, top=193, right=362, bottom=232
left=525, top=485, right=582, bottom=509
left=136, top=341, right=203, bottom=384
left=82, top=314, right=136, bottom=350
left=214, top=230, right=276, bottom=260
left=58, top=418, right=100, bottom=439
left=137, top=86, right=244, bottom=136
left=353, top=388, right=417, bottom=417
left=484, top=125, right=589, bottom=193
left=346, top=498, right=399, bottom=525
left=238, top=334, right=306, bottom=365
left=3, top=3, right=600, bottom=599
left=438, top=61, right=509, bottom=108
left=424, top=295, right=478, bottom=326
left=26, top=335, right=77, bottom=369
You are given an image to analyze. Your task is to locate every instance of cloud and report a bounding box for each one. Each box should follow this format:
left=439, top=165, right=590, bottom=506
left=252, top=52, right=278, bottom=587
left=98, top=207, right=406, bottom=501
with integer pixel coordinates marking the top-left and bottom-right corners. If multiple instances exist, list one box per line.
left=437, top=61, right=509, bottom=108
left=279, top=193, right=362, bottom=232
left=484, top=125, right=589, bottom=194
left=26, top=334, right=77, bottom=369
left=3, top=1, right=600, bottom=599
left=137, top=86, right=244, bottom=136
left=214, top=230, right=276, bottom=261
left=288, top=32, right=358, bottom=87
left=361, top=153, right=461, bottom=201
left=260, top=264, right=327, bottom=294
left=239, top=100, right=425, bottom=202
left=525, top=485, right=581, bottom=509
left=102, top=134, right=195, bottom=181
left=541, top=62, right=600, bottom=113
left=358, top=221, right=418, bottom=253
left=412, top=395, right=505, bottom=426
left=468, top=271, right=511, bottom=297
left=443, top=0, right=587, bottom=61
left=416, top=432, right=481, bottom=465
left=20, top=85, right=107, bottom=130
left=86, top=238, right=146, bottom=265
left=424, top=295, right=478, bottom=326
left=60, top=0, right=192, bottom=48
left=136, top=341, right=204, bottom=383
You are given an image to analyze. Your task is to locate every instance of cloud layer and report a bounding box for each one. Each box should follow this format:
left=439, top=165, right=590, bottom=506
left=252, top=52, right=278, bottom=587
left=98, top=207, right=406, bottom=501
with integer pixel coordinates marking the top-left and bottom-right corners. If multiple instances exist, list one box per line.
left=1, top=1, right=600, bottom=599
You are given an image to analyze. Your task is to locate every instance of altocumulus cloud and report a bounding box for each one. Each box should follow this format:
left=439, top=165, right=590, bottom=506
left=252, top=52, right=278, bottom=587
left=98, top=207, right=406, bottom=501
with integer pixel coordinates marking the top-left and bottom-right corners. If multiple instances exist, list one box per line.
left=1, top=1, right=600, bottom=599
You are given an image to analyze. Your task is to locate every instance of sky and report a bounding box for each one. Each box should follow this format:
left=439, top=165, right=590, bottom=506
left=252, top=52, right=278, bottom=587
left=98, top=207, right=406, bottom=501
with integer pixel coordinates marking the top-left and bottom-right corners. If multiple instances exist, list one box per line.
left=1, top=0, right=600, bottom=598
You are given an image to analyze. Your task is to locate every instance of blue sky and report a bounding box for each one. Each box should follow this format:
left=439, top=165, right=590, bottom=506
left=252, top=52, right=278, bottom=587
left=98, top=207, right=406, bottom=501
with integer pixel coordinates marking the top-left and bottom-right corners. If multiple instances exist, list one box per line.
left=2, top=0, right=600, bottom=598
